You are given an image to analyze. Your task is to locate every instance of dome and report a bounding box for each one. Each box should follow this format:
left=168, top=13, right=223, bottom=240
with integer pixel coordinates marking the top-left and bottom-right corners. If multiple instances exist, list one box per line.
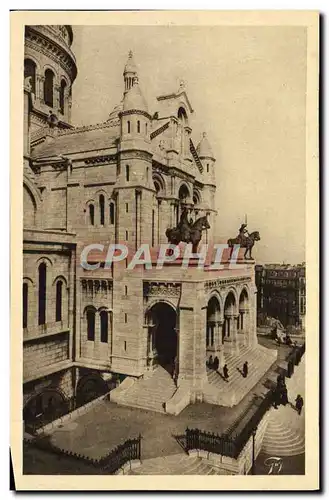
left=196, top=132, right=214, bottom=158
left=123, top=79, right=148, bottom=113
left=124, top=50, right=138, bottom=75
left=107, top=100, right=123, bottom=121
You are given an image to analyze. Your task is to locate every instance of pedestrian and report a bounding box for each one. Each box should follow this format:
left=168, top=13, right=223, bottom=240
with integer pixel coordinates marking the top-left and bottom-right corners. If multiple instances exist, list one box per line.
left=223, top=364, right=229, bottom=380
left=213, top=356, right=219, bottom=372
left=242, top=361, right=248, bottom=378
left=281, top=385, right=288, bottom=406
left=208, top=355, right=213, bottom=369
left=295, top=394, right=304, bottom=415
left=272, top=389, right=279, bottom=409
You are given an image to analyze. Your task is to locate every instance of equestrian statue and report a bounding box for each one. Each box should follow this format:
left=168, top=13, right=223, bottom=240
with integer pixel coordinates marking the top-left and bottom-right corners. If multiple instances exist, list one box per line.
left=166, top=207, right=210, bottom=252
left=227, top=223, right=260, bottom=260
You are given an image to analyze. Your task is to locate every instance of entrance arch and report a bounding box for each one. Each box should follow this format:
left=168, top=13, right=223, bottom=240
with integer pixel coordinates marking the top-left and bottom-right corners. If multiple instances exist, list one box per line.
left=146, top=302, right=178, bottom=375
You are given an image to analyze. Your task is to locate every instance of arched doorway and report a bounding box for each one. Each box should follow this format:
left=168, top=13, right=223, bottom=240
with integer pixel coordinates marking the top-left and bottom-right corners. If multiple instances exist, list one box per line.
left=146, top=302, right=178, bottom=375
left=206, top=296, right=223, bottom=366
left=223, top=292, right=237, bottom=343
left=238, top=289, right=250, bottom=334
left=23, top=389, right=67, bottom=431
left=76, top=373, right=108, bottom=407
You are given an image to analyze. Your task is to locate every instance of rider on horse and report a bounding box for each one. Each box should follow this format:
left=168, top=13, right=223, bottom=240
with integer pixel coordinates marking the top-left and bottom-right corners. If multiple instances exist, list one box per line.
left=177, top=207, right=191, bottom=242
left=237, top=223, right=249, bottom=246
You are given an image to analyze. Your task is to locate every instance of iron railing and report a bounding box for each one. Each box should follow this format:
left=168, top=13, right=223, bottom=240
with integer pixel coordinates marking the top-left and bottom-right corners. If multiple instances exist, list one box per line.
left=185, top=390, right=274, bottom=460
left=24, top=434, right=142, bottom=475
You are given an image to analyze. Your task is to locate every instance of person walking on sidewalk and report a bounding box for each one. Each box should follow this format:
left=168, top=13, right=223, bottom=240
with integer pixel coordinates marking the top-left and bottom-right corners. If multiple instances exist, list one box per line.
left=295, top=394, right=304, bottom=415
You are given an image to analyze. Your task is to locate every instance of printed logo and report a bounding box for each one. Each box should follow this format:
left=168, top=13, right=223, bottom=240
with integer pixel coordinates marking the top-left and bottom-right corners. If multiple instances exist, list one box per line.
left=264, top=456, right=283, bottom=475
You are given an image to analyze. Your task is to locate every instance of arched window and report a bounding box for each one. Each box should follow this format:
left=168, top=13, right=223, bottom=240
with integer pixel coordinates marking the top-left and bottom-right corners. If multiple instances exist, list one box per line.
left=38, top=263, right=46, bottom=325
left=55, top=281, right=63, bottom=322
left=109, top=202, right=115, bottom=225
left=126, top=165, right=130, bottom=182
left=89, top=204, right=94, bottom=225
left=23, top=282, right=28, bottom=328
left=137, top=120, right=140, bottom=133
left=99, top=195, right=105, bottom=226
left=100, top=311, right=108, bottom=343
left=145, top=122, right=148, bottom=135
left=127, top=120, right=131, bottom=133
left=44, top=69, right=54, bottom=107
left=59, top=79, right=66, bottom=115
left=24, top=59, right=36, bottom=94
left=87, top=309, right=95, bottom=341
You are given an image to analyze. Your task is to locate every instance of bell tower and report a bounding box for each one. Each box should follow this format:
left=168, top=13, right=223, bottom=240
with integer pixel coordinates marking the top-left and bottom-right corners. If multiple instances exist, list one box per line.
left=116, top=52, right=154, bottom=248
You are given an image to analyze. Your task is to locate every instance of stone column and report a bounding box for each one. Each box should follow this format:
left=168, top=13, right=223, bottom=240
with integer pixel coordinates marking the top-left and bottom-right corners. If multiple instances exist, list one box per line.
left=214, top=320, right=225, bottom=366
left=54, top=84, right=61, bottom=113
left=231, top=315, right=240, bottom=354
left=36, top=74, right=45, bottom=103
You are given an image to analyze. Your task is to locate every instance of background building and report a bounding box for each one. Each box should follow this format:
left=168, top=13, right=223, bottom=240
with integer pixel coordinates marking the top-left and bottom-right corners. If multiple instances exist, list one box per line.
left=255, top=263, right=306, bottom=330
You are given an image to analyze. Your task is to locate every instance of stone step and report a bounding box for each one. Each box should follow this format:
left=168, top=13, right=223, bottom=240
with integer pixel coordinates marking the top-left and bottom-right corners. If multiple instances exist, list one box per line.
left=113, top=366, right=177, bottom=413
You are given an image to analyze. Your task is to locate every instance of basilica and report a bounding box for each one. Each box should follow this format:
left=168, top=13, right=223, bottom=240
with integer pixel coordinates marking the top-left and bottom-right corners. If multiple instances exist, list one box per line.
left=23, top=25, right=276, bottom=423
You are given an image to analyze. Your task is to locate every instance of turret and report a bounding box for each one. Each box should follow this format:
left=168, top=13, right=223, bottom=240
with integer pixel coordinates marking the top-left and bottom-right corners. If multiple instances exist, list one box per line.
left=197, top=132, right=216, bottom=187
left=123, top=50, right=138, bottom=94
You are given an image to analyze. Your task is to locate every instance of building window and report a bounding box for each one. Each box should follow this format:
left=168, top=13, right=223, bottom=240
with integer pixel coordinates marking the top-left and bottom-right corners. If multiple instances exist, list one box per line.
left=44, top=69, right=54, bottom=107
left=126, top=203, right=129, bottom=213
left=126, top=165, right=130, bottom=182
left=55, top=281, right=63, bottom=322
left=152, top=209, right=155, bottom=246
left=127, top=120, right=130, bottom=133
left=59, top=79, right=66, bottom=114
left=125, top=313, right=127, bottom=323
left=109, top=202, right=115, bottom=225
left=125, top=230, right=128, bottom=241
left=99, top=194, right=105, bottom=225
left=145, top=123, right=148, bottom=135
left=23, top=283, right=28, bottom=328
left=24, top=59, right=36, bottom=94
left=137, top=120, right=140, bottom=133
left=38, top=263, right=46, bottom=325
left=100, top=310, right=108, bottom=343
left=87, top=309, right=95, bottom=341
left=89, top=204, right=95, bottom=225
left=125, top=285, right=128, bottom=296
left=206, top=163, right=209, bottom=173
left=124, top=341, right=127, bottom=351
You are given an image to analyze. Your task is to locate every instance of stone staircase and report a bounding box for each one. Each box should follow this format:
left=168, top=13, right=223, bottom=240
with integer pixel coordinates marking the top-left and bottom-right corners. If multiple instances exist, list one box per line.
left=203, top=344, right=277, bottom=407
left=110, top=365, right=177, bottom=414
left=124, top=453, right=232, bottom=475
left=261, top=356, right=305, bottom=457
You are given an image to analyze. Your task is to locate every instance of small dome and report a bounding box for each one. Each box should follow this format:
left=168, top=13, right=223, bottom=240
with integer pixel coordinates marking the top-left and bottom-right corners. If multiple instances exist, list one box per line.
left=124, top=50, right=138, bottom=75
left=123, top=79, right=148, bottom=113
left=196, top=132, right=214, bottom=158
left=107, top=100, right=123, bottom=121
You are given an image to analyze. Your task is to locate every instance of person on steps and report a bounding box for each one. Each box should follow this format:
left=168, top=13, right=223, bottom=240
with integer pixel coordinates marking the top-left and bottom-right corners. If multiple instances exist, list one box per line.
left=242, top=361, right=248, bottom=378
left=213, top=356, right=219, bottom=372
left=223, top=364, right=229, bottom=381
left=295, top=394, right=304, bottom=415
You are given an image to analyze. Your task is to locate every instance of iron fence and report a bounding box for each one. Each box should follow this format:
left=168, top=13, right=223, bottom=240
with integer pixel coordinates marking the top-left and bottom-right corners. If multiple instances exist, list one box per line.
left=185, top=390, right=274, bottom=459
left=24, top=434, right=142, bottom=475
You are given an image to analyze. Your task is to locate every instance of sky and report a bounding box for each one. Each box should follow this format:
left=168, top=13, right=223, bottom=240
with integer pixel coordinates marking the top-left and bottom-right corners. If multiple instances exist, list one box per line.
left=70, top=25, right=306, bottom=265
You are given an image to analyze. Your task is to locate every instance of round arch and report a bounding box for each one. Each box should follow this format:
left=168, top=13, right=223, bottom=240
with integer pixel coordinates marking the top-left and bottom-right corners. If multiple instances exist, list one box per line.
left=145, top=301, right=178, bottom=375
left=76, top=373, right=108, bottom=407
left=23, top=388, right=67, bottom=427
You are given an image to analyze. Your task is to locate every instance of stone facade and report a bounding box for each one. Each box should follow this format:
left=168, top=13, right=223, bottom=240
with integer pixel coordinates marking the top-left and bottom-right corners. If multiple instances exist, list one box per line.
left=23, top=26, right=259, bottom=420
left=255, top=263, right=306, bottom=329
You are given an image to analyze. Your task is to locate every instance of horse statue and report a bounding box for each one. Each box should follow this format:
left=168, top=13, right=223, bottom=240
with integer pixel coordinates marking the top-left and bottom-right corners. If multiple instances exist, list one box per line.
left=227, top=230, right=260, bottom=260
left=166, top=212, right=210, bottom=252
